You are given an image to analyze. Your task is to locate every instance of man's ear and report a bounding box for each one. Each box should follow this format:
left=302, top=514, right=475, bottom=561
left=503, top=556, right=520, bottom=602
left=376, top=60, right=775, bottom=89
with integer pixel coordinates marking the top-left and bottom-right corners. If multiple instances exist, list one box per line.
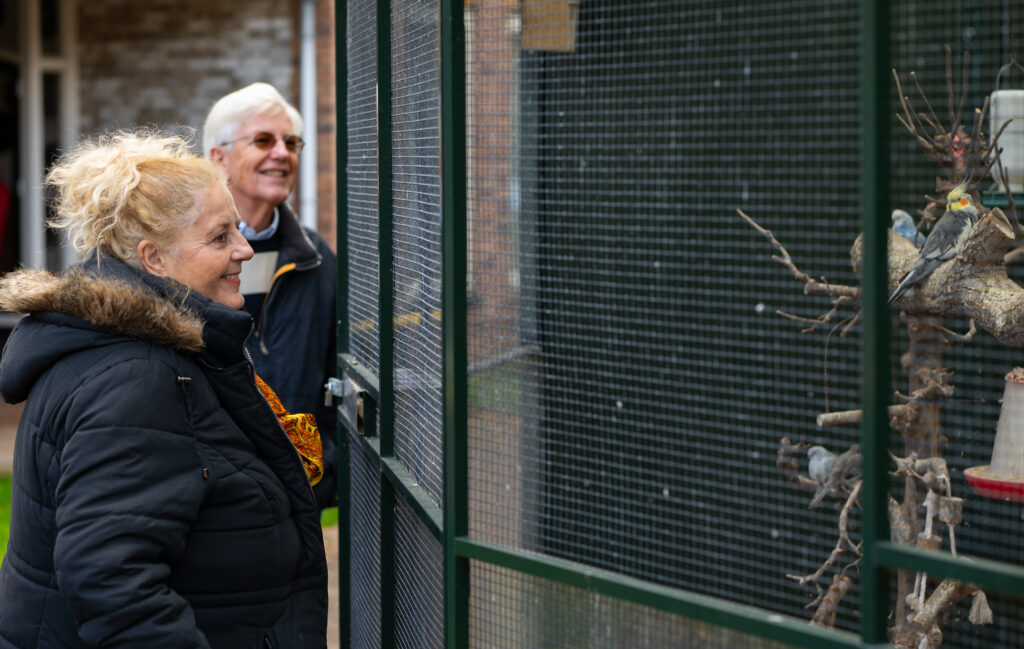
left=209, top=145, right=226, bottom=166
left=137, top=239, right=168, bottom=276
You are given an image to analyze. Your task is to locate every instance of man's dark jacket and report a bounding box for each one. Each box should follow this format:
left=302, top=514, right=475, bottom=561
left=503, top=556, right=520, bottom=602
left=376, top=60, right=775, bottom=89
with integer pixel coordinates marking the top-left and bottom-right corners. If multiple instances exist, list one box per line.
left=247, top=203, right=337, bottom=508
left=0, top=256, right=328, bottom=648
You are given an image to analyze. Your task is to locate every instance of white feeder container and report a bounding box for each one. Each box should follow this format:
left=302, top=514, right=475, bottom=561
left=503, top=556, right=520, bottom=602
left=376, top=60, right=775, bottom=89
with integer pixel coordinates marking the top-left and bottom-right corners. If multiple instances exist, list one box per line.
left=990, top=369, right=1024, bottom=479
left=990, top=60, right=1024, bottom=193
left=965, top=368, right=1024, bottom=501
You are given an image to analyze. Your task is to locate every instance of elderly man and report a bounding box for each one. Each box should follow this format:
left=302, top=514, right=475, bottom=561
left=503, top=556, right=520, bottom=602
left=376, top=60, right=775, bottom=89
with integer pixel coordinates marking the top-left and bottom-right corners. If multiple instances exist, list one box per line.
left=204, top=82, right=337, bottom=508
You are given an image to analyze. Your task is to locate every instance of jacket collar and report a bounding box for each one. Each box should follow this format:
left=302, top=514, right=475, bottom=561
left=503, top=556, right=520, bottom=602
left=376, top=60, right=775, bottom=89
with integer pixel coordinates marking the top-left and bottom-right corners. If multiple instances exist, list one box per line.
left=0, top=252, right=254, bottom=357
left=274, top=202, right=322, bottom=271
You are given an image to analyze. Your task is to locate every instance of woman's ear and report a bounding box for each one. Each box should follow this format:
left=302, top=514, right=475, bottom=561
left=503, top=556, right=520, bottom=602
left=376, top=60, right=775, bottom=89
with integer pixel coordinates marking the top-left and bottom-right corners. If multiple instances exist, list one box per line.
left=137, top=239, right=168, bottom=276
left=209, top=146, right=226, bottom=166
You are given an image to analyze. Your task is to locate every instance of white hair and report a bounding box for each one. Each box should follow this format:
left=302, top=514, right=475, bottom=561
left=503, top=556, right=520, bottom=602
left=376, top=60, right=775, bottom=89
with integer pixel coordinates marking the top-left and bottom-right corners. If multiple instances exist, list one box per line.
left=202, top=82, right=303, bottom=156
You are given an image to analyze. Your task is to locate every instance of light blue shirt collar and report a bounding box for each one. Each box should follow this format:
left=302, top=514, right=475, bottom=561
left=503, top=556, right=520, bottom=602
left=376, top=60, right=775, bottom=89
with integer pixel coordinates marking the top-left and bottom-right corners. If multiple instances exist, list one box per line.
left=239, top=208, right=280, bottom=241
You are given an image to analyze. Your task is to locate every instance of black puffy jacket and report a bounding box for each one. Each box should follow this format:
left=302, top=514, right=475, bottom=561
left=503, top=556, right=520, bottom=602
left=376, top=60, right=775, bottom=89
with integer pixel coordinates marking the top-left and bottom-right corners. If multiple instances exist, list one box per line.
left=245, top=203, right=337, bottom=510
left=0, top=255, right=327, bottom=648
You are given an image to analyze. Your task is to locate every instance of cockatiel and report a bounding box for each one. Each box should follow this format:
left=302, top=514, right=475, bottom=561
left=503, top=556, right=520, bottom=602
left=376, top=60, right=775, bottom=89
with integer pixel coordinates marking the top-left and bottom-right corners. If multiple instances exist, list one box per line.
left=888, top=182, right=979, bottom=305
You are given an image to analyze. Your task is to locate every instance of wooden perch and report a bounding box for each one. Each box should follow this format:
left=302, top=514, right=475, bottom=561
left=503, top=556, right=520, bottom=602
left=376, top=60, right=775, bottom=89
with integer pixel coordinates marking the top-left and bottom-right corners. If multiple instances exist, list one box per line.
left=853, top=208, right=1024, bottom=346
left=911, top=579, right=976, bottom=627
left=891, top=452, right=951, bottom=495
left=816, top=404, right=914, bottom=427
left=810, top=574, right=853, bottom=628
left=889, top=495, right=915, bottom=545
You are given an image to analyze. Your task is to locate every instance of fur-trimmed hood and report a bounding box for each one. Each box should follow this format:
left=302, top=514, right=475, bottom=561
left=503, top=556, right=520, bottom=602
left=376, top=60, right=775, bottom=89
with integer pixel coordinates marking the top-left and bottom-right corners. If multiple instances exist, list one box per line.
left=0, top=268, right=204, bottom=351
left=0, top=255, right=255, bottom=405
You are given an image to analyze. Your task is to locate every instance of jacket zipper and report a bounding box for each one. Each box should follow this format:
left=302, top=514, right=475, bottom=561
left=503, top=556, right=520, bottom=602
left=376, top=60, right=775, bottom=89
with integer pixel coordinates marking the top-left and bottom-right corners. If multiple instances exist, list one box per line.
left=254, top=262, right=297, bottom=356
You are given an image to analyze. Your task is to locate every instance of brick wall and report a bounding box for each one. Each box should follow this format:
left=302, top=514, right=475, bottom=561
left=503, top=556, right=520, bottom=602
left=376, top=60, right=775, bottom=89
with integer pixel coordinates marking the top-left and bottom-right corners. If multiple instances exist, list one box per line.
left=78, top=0, right=297, bottom=147
left=77, top=0, right=343, bottom=249
left=314, top=0, right=336, bottom=247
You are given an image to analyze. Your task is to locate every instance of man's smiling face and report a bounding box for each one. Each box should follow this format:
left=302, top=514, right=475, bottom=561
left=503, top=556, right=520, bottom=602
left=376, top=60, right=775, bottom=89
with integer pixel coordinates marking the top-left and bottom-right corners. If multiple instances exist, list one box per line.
left=212, top=110, right=299, bottom=224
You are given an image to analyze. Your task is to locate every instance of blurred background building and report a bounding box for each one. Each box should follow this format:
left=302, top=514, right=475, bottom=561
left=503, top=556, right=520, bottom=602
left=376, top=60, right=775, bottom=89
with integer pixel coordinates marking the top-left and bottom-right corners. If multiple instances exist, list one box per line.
left=0, top=0, right=338, bottom=335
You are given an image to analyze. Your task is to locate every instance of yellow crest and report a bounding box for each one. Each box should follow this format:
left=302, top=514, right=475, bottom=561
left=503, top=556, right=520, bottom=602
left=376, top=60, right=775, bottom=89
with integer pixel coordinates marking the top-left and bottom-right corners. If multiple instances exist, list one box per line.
left=946, top=179, right=969, bottom=203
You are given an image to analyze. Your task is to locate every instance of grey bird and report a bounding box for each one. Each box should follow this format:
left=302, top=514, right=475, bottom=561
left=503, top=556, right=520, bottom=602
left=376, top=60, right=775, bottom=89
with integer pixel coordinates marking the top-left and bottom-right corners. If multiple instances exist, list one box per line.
left=888, top=182, right=979, bottom=305
left=809, top=444, right=862, bottom=508
left=807, top=445, right=837, bottom=484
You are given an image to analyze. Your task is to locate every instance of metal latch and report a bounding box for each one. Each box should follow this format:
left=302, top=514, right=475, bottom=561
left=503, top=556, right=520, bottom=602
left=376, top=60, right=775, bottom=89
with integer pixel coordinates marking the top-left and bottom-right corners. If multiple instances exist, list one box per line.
left=324, top=377, right=347, bottom=404
left=326, top=376, right=365, bottom=433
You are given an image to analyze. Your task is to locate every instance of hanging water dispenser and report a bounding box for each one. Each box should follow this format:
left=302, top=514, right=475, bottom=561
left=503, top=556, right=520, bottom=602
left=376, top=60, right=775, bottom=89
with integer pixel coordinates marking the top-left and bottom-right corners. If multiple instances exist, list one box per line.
left=989, top=59, right=1024, bottom=194
left=964, top=368, right=1024, bottom=501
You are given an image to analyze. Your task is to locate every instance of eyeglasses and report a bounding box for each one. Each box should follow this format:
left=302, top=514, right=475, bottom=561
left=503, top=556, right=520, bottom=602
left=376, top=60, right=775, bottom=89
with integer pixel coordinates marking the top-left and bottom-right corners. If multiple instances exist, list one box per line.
left=221, top=131, right=305, bottom=154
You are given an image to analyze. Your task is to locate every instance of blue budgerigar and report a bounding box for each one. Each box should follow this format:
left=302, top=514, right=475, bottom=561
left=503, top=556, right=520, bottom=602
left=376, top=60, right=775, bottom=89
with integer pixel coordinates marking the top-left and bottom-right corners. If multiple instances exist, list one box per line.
left=891, top=209, right=926, bottom=248
left=888, top=182, right=979, bottom=306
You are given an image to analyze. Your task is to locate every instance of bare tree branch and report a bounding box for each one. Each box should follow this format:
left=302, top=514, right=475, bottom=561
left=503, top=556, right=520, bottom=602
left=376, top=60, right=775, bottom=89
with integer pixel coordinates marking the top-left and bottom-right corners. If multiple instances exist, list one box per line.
left=787, top=481, right=863, bottom=588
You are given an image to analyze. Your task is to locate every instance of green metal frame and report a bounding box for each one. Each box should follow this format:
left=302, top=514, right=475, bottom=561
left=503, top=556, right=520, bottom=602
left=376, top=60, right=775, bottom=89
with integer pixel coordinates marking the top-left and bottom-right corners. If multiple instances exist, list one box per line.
left=375, top=2, right=397, bottom=647
left=440, top=0, right=470, bottom=646
left=333, top=0, right=349, bottom=645
left=858, top=0, right=892, bottom=644
left=333, top=0, right=1024, bottom=647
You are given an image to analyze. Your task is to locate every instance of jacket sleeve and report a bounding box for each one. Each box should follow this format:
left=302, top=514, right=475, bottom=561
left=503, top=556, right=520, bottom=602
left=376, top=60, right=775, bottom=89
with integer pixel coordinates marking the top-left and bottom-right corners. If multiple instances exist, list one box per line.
left=52, top=356, right=212, bottom=649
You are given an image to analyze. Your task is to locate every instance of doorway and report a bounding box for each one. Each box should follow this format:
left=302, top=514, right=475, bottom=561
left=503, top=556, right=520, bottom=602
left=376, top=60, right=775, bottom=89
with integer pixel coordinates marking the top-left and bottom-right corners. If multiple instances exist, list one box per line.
left=0, top=0, right=78, bottom=332
left=0, top=5, right=19, bottom=279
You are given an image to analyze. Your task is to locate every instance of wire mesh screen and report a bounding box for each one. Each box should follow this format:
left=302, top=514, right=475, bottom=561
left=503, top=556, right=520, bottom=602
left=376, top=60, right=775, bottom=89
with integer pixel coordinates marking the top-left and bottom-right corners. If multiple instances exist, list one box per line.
left=468, top=560, right=799, bottom=649
left=349, top=434, right=383, bottom=649
left=457, top=0, right=1024, bottom=646
left=340, top=0, right=1024, bottom=645
left=392, top=0, right=445, bottom=508
left=347, top=0, right=381, bottom=374
left=883, top=3, right=1024, bottom=647
left=466, top=0, right=868, bottom=638
left=395, top=498, right=444, bottom=649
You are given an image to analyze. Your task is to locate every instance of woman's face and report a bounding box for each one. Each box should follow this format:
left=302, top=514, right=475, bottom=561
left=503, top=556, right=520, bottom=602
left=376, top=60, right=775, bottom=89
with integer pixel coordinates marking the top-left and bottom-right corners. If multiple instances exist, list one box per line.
left=150, top=184, right=254, bottom=308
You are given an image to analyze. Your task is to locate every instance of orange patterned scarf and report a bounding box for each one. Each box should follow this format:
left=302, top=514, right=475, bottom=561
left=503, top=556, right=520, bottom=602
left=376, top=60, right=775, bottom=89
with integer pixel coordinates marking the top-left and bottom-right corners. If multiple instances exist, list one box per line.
left=255, top=374, right=324, bottom=486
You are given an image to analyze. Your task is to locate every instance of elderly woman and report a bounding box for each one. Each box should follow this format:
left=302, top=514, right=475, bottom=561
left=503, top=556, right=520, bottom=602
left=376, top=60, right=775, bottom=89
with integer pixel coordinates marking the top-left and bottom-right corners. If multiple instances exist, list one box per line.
left=203, top=83, right=337, bottom=509
left=0, top=131, right=327, bottom=648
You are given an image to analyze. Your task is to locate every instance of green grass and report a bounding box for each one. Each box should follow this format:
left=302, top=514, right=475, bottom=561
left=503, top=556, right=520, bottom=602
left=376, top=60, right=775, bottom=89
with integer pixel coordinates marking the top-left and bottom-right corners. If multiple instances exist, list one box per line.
left=0, top=478, right=334, bottom=567
left=320, top=506, right=338, bottom=527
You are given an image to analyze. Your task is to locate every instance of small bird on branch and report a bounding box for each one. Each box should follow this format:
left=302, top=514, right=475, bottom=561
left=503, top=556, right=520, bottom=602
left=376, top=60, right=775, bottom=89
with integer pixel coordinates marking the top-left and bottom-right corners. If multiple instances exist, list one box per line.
left=888, top=181, right=979, bottom=305
left=809, top=444, right=862, bottom=509
left=891, top=209, right=926, bottom=248
left=808, top=445, right=837, bottom=483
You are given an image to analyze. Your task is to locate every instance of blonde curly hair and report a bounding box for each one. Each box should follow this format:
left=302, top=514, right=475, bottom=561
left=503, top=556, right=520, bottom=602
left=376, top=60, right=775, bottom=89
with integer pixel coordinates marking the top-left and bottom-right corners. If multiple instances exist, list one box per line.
left=46, top=130, right=227, bottom=267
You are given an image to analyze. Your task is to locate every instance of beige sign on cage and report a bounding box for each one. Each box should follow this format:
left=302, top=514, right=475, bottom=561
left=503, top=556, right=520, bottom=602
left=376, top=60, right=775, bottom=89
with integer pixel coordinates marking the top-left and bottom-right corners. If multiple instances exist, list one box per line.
left=520, top=0, right=580, bottom=53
